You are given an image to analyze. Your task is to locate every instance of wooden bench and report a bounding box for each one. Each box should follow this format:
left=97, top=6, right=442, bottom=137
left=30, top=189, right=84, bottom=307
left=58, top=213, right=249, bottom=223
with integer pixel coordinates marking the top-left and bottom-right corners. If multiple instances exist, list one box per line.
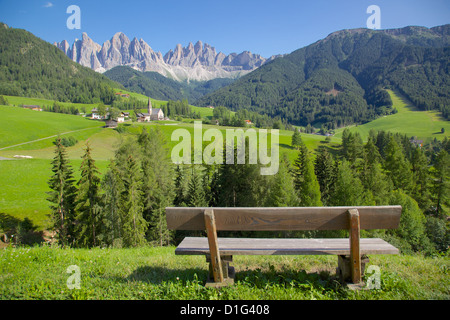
left=165, top=206, right=402, bottom=288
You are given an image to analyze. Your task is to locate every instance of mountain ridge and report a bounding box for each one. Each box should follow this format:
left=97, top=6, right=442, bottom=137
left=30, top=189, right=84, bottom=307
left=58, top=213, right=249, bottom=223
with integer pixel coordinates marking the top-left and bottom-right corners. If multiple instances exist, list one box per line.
left=54, top=32, right=283, bottom=82
left=196, top=24, right=450, bottom=127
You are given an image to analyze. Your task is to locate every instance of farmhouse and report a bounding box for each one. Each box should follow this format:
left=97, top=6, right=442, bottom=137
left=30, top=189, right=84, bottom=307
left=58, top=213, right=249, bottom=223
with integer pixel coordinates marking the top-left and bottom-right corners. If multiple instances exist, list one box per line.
left=91, top=108, right=109, bottom=120
left=410, top=136, right=423, bottom=147
left=104, top=119, right=118, bottom=128
left=22, top=105, right=42, bottom=111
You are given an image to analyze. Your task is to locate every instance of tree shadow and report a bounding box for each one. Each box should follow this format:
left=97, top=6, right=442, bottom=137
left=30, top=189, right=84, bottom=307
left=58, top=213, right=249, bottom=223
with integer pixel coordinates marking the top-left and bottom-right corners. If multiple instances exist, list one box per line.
left=124, top=263, right=339, bottom=290
left=0, top=212, right=44, bottom=246
left=124, top=265, right=209, bottom=285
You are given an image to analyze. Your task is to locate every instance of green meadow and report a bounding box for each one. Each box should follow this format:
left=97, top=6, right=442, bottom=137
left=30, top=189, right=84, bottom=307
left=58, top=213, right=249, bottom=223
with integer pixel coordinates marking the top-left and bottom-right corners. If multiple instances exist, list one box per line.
left=335, top=90, right=450, bottom=142
left=1, top=89, right=447, bottom=230
left=0, top=105, right=103, bottom=150
left=0, top=245, right=448, bottom=300
left=0, top=102, right=336, bottom=229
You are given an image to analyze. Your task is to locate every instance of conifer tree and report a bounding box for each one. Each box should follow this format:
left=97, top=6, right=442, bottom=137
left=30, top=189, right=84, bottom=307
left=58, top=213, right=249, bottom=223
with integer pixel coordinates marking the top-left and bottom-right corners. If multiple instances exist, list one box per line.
left=432, top=150, right=450, bottom=217
left=293, top=141, right=322, bottom=207
left=410, top=146, right=432, bottom=211
left=384, top=136, right=413, bottom=192
left=47, top=137, right=77, bottom=246
left=73, top=142, right=103, bottom=247
left=314, top=148, right=336, bottom=205
left=266, top=154, right=298, bottom=207
left=360, top=138, right=391, bottom=205
left=331, top=160, right=366, bottom=206
left=120, top=152, right=148, bottom=247
left=102, top=160, right=123, bottom=246
left=216, top=140, right=263, bottom=207
left=173, top=165, right=187, bottom=207
left=187, top=165, right=208, bottom=207
left=138, top=128, right=174, bottom=245
left=291, top=128, right=302, bottom=149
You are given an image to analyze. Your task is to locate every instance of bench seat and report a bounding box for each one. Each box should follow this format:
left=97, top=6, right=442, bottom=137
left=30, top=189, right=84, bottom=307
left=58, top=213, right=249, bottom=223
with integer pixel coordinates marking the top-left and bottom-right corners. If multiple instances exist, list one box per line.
left=175, top=236, right=399, bottom=256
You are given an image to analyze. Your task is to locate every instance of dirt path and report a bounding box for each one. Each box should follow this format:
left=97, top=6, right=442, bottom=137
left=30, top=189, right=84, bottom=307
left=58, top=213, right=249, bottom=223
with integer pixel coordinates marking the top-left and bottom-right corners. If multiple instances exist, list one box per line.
left=0, top=127, right=99, bottom=152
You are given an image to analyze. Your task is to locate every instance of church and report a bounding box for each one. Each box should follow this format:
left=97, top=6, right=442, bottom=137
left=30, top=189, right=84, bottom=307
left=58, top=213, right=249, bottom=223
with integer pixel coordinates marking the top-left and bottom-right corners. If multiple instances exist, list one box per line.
left=137, top=98, right=164, bottom=122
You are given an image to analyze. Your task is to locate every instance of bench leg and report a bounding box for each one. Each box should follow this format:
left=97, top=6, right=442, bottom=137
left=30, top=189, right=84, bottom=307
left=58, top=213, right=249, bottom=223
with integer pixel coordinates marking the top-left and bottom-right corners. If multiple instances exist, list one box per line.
left=206, top=255, right=235, bottom=287
left=337, top=255, right=370, bottom=286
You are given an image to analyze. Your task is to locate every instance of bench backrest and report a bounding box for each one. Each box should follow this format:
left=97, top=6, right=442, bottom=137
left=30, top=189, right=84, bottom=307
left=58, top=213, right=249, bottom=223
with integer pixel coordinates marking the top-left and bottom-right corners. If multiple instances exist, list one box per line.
left=165, top=206, right=402, bottom=231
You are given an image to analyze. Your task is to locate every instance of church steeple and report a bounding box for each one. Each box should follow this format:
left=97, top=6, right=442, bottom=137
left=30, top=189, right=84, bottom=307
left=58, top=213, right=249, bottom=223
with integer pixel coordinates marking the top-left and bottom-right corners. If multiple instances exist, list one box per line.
left=148, top=98, right=152, bottom=115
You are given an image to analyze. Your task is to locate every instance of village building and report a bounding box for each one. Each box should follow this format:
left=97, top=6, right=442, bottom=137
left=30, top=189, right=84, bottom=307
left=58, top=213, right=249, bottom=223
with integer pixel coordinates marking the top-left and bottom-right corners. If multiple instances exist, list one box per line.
left=22, top=105, right=42, bottom=111
left=90, top=108, right=109, bottom=120
left=137, top=98, right=164, bottom=122
left=410, top=136, right=423, bottom=147
left=104, top=119, right=118, bottom=128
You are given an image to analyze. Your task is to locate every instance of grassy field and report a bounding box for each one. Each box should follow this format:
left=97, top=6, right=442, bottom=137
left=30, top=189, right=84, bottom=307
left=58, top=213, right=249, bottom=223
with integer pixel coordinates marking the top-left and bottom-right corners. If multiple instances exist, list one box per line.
left=0, top=105, right=103, bottom=150
left=0, top=245, right=448, bottom=300
left=0, top=114, right=337, bottom=230
left=334, top=90, right=450, bottom=142
left=3, top=88, right=447, bottom=230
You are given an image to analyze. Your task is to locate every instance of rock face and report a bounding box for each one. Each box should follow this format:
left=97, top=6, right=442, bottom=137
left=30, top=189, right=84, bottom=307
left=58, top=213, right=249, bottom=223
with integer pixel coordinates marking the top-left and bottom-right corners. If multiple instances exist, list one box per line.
left=54, top=32, right=281, bottom=81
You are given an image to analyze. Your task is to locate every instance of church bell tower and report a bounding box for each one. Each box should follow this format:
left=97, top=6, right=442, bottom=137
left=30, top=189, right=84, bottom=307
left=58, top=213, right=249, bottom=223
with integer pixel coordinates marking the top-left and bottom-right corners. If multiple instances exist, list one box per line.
left=148, top=98, right=152, bottom=115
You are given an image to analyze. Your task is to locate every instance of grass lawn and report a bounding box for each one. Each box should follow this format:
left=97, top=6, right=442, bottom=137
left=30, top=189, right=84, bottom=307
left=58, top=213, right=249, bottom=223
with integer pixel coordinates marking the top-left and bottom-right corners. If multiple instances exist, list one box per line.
left=0, top=105, right=103, bottom=150
left=334, top=90, right=450, bottom=142
left=0, top=158, right=111, bottom=228
left=0, top=245, right=448, bottom=300
left=0, top=105, right=341, bottom=230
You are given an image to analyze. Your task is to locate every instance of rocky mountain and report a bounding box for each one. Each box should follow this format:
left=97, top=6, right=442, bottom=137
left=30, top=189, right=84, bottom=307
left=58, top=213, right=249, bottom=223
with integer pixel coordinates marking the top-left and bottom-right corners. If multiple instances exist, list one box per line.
left=54, top=32, right=281, bottom=81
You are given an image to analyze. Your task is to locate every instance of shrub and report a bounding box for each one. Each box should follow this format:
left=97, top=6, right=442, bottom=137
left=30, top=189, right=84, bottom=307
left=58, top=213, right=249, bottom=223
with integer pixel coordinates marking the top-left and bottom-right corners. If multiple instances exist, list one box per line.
left=58, top=136, right=78, bottom=147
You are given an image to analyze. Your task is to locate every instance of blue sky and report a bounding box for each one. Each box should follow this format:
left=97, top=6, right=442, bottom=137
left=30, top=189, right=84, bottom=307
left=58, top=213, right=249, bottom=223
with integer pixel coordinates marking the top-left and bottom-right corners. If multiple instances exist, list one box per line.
left=0, top=0, right=448, bottom=57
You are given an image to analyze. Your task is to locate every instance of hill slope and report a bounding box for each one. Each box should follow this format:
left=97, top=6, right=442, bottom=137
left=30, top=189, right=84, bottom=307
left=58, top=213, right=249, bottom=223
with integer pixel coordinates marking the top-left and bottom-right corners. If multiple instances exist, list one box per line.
left=334, top=90, right=450, bottom=142
left=104, top=65, right=235, bottom=102
left=0, top=23, right=122, bottom=104
left=196, top=25, right=450, bottom=127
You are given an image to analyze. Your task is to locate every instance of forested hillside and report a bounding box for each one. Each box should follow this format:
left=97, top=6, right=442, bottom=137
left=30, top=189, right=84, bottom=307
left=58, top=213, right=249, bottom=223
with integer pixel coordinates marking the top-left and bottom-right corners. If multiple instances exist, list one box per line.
left=104, top=65, right=235, bottom=103
left=0, top=23, right=121, bottom=104
left=197, top=25, right=450, bottom=128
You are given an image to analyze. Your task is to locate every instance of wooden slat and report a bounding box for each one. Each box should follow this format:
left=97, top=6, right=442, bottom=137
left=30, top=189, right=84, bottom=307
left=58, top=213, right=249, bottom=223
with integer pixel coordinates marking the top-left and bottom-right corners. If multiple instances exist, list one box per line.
left=204, top=209, right=223, bottom=283
left=348, top=209, right=361, bottom=284
left=166, top=206, right=402, bottom=231
left=175, top=237, right=400, bottom=256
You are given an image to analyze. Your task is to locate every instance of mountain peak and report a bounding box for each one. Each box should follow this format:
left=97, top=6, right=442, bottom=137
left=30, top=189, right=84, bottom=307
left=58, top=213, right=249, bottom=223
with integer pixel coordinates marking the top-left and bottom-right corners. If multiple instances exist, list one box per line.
left=55, top=32, right=269, bottom=81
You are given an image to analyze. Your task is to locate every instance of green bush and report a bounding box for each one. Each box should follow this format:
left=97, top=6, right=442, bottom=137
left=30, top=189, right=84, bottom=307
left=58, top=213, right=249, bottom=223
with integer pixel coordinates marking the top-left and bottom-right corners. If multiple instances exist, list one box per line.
left=59, top=136, right=78, bottom=147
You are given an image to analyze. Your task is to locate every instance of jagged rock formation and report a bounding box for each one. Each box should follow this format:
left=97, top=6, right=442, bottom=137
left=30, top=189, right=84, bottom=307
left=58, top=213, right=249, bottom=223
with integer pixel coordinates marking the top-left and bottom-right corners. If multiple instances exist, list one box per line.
left=54, top=32, right=282, bottom=81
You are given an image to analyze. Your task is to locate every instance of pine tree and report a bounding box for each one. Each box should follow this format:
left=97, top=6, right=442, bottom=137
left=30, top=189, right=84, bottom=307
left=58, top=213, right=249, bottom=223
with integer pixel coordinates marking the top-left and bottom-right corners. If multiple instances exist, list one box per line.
left=314, top=148, right=336, bottom=205
left=187, top=165, right=208, bottom=207
left=331, top=160, right=367, bottom=206
left=293, top=141, right=322, bottom=207
left=216, top=140, right=264, bottom=207
left=173, top=165, right=187, bottom=207
left=266, top=154, right=298, bottom=207
left=47, top=137, right=77, bottom=246
left=102, top=160, right=123, bottom=247
left=410, top=146, right=432, bottom=211
left=360, top=138, right=391, bottom=205
left=291, top=128, right=302, bottom=149
left=73, top=143, right=103, bottom=247
left=120, top=153, right=148, bottom=247
left=138, top=127, right=174, bottom=246
left=432, top=150, right=450, bottom=217
left=384, top=136, right=413, bottom=192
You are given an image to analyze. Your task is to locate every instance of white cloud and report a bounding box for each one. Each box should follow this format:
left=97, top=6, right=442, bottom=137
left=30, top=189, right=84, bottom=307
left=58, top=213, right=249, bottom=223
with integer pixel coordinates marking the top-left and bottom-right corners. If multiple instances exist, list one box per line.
left=43, top=2, right=53, bottom=8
